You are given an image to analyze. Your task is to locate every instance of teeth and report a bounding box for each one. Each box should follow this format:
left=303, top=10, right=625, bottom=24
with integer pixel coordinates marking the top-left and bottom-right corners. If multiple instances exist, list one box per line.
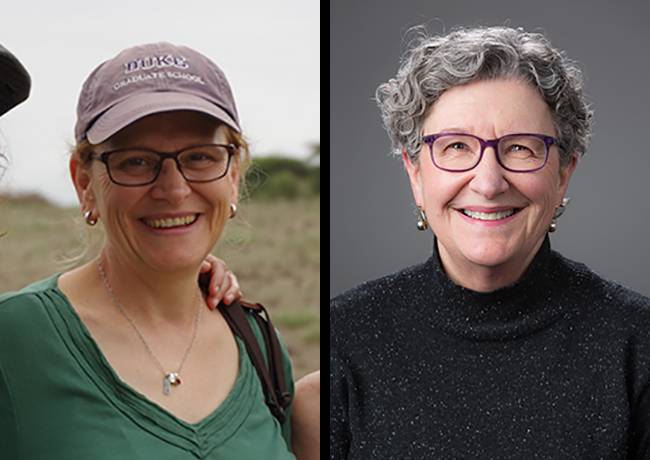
left=461, top=209, right=515, bottom=221
left=144, top=214, right=198, bottom=229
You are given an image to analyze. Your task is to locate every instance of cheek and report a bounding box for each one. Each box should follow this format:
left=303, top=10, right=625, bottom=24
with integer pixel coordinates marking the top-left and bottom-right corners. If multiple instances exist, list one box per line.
left=420, top=172, right=467, bottom=217
left=205, top=185, right=232, bottom=227
left=212, top=200, right=229, bottom=225
left=88, top=167, right=114, bottom=205
left=93, top=183, right=142, bottom=224
left=204, top=199, right=231, bottom=247
left=90, top=187, right=109, bottom=215
left=514, top=173, right=561, bottom=216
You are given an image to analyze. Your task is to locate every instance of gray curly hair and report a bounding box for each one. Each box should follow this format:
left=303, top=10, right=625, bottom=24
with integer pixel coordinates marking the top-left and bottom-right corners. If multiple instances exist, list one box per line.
left=375, top=25, right=593, bottom=166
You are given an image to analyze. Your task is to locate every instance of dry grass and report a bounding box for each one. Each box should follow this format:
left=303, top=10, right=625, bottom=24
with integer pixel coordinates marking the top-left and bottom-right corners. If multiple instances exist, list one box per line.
left=0, top=194, right=320, bottom=379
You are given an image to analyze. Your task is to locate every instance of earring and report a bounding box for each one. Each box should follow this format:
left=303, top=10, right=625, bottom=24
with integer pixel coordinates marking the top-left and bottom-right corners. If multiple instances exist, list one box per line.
left=549, top=197, right=571, bottom=233
left=416, top=207, right=429, bottom=231
left=229, top=203, right=237, bottom=219
left=84, top=210, right=98, bottom=226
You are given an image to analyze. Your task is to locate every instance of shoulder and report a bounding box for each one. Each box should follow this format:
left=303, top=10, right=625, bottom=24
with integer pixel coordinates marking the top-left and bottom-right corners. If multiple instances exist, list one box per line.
left=0, top=275, right=65, bottom=365
left=0, top=275, right=61, bottom=332
left=331, top=260, right=428, bottom=315
left=236, top=301, right=295, bottom=387
left=291, top=371, right=320, bottom=459
left=295, top=370, right=320, bottom=394
left=240, top=302, right=292, bottom=352
left=293, top=371, right=320, bottom=417
left=552, top=250, right=650, bottom=331
left=555, top=253, right=650, bottom=406
left=330, top=260, right=430, bottom=347
left=0, top=276, right=58, bottom=314
left=554, top=251, right=650, bottom=310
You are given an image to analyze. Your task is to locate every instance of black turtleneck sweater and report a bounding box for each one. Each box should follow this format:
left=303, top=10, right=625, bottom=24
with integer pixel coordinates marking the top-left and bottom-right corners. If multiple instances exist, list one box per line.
left=330, top=238, right=650, bottom=459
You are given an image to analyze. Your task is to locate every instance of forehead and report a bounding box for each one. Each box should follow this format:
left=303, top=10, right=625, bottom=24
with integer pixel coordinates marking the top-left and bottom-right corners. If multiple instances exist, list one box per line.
left=423, top=78, right=556, bottom=136
left=104, top=110, right=225, bottom=149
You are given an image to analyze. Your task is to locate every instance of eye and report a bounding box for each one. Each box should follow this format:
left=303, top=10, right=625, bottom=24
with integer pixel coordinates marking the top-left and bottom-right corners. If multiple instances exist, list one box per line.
left=180, top=146, right=229, bottom=170
left=113, top=153, right=158, bottom=171
left=446, top=141, right=470, bottom=151
left=432, top=136, right=478, bottom=159
left=186, top=152, right=218, bottom=162
left=503, top=144, right=537, bottom=159
left=124, top=157, right=150, bottom=167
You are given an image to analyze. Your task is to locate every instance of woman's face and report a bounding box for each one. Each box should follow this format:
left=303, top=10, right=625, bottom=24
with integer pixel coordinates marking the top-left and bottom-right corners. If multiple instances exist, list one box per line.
left=404, top=78, right=577, bottom=289
left=73, top=110, right=239, bottom=273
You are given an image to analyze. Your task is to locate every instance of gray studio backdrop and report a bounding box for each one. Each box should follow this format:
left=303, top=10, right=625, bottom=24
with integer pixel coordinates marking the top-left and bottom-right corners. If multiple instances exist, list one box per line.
left=330, top=0, right=650, bottom=298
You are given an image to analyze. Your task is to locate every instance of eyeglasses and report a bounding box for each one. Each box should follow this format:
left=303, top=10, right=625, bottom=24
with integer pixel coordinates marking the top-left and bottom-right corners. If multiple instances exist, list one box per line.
left=421, top=132, right=557, bottom=172
left=95, top=143, right=236, bottom=186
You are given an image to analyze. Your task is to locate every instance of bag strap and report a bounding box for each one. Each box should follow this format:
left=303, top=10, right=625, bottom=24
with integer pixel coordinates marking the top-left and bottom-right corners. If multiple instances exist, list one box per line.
left=218, top=299, right=292, bottom=424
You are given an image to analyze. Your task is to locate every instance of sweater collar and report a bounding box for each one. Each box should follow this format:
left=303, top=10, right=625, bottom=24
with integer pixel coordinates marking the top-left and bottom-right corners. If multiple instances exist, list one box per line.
left=419, top=236, right=566, bottom=340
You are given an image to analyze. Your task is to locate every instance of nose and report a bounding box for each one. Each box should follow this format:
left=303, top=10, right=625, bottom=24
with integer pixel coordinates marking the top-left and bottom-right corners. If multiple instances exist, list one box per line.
left=150, top=158, right=192, bottom=203
left=468, top=146, right=509, bottom=199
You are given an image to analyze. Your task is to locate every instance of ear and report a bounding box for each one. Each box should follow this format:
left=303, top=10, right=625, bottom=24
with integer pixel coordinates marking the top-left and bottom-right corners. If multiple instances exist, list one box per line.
left=402, top=148, right=424, bottom=207
left=557, top=153, right=579, bottom=201
left=69, top=156, right=96, bottom=212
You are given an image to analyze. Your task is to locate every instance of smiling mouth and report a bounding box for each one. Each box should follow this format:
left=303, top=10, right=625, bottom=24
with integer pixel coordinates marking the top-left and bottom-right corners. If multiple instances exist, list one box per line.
left=142, top=214, right=199, bottom=229
left=459, top=208, right=522, bottom=221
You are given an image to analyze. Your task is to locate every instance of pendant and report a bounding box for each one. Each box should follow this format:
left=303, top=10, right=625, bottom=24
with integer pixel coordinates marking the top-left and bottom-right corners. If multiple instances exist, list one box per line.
left=163, top=372, right=182, bottom=395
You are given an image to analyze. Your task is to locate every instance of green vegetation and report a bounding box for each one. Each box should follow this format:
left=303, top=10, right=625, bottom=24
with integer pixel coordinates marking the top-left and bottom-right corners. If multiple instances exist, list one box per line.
left=274, top=310, right=320, bottom=329
left=302, top=323, right=321, bottom=345
left=246, top=147, right=320, bottom=200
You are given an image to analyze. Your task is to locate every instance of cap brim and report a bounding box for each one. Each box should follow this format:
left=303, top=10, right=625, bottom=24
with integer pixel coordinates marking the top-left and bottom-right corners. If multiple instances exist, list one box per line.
left=86, top=91, right=240, bottom=144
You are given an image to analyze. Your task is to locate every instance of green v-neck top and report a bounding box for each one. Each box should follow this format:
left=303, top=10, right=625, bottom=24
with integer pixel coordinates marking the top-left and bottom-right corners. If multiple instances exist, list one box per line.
left=0, top=275, right=296, bottom=459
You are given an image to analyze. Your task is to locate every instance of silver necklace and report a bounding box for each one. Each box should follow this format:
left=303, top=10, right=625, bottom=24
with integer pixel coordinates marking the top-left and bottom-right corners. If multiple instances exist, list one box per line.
left=97, top=260, right=201, bottom=396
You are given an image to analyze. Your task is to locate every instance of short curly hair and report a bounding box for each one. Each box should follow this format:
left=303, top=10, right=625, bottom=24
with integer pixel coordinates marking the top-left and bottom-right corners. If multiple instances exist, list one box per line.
left=375, top=25, right=593, bottom=166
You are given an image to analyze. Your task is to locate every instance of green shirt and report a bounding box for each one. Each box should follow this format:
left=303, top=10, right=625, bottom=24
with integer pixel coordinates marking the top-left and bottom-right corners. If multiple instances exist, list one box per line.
left=0, top=275, right=296, bottom=459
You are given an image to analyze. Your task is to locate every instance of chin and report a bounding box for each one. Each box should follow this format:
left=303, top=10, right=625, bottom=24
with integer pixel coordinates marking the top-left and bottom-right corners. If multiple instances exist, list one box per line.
left=143, top=250, right=204, bottom=273
left=154, top=260, right=198, bottom=274
left=458, top=238, right=518, bottom=269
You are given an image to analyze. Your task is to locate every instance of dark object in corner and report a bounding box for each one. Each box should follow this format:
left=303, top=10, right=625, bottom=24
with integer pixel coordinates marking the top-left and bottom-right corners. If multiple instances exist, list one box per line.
left=0, top=44, right=31, bottom=117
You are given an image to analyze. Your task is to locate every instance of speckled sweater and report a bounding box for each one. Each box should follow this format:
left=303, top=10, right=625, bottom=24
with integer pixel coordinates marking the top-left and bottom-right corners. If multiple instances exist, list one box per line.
left=330, top=237, right=650, bottom=459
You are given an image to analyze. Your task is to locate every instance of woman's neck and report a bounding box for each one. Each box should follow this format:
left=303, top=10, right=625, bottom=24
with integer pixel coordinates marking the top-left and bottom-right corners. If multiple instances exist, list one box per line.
left=96, top=250, right=204, bottom=326
left=437, top=239, right=544, bottom=293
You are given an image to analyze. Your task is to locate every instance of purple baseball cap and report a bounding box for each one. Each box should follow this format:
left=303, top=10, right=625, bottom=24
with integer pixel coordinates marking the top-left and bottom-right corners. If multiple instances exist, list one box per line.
left=75, top=42, right=240, bottom=144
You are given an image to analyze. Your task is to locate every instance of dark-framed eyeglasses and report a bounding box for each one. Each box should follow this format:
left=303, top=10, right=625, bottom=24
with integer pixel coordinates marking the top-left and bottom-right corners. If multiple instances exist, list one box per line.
left=94, top=143, right=236, bottom=186
left=421, top=132, right=558, bottom=173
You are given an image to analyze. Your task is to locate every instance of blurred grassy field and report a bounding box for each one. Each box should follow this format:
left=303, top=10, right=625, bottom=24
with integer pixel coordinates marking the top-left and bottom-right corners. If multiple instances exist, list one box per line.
left=0, top=194, right=320, bottom=379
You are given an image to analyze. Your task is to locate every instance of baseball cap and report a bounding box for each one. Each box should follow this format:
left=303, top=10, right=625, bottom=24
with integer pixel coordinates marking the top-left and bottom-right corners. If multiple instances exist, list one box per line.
left=0, top=44, right=31, bottom=117
left=75, top=42, right=240, bottom=144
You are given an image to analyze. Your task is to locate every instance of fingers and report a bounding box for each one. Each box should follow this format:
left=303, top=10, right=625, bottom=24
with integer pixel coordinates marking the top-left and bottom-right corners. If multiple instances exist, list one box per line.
left=201, top=255, right=224, bottom=310
left=199, top=259, right=212, bottom=273
left=210, top=269, right=243, bottom=308
left=223, top=270, right=242, bottom=305
left=200, top=255, right=244, bottom=310
left=210, top=260, right=227, bottom=298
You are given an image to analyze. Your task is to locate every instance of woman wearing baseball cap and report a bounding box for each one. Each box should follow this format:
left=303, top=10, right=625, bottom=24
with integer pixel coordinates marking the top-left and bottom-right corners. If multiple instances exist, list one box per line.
left=0, top=43, right=296, bottom=459
left=0, top=44, right=240, bottom=312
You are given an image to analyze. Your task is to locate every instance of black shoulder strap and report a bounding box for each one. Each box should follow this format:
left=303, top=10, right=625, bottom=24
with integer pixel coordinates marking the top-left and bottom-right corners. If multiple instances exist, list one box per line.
left=218, top=299, right=292, bottom=424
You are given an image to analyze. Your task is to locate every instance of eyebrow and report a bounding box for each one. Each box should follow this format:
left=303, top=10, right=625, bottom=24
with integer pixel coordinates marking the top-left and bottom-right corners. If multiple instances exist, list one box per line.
left=429, top=128, right=548, bottom=137
left=435, top=127, right=473, bottom=134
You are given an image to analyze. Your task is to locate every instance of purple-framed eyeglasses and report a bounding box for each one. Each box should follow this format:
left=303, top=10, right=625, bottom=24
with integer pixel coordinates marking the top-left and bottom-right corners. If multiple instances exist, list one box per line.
left=421, top=132, right=558, bottom=173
